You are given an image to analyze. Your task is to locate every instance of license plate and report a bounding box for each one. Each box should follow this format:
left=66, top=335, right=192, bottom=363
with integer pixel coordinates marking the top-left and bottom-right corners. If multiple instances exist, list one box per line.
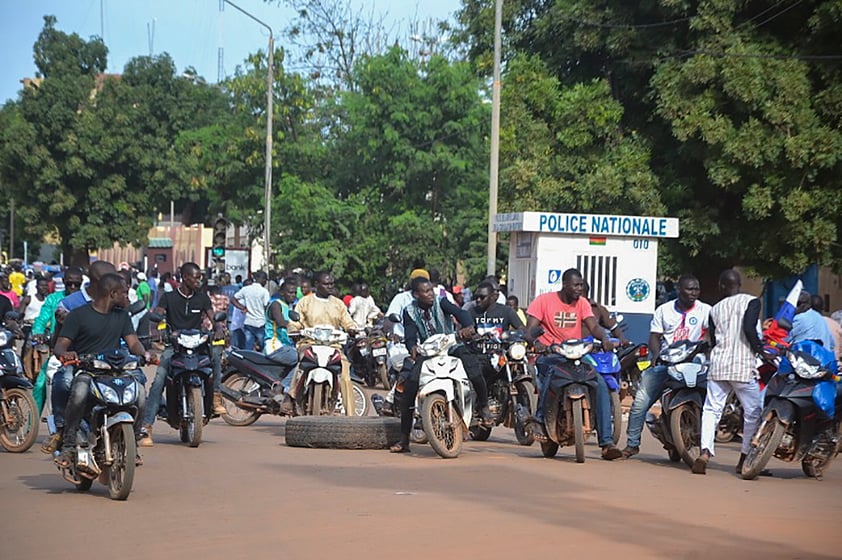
left=637, top=360, right=651, bottom=371
left=372, top=347, right=387, bottom=357
left=360, top=347, right=370, bottom=356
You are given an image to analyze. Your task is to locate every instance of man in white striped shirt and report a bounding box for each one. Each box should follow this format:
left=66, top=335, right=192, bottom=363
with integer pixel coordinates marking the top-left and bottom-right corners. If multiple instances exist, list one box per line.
left=693, top=269, right=764, bottom=475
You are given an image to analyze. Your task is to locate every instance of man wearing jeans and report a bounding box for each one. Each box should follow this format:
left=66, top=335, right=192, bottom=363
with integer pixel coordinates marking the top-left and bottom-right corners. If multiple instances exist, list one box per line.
left=524, top=268, right=623, bottom=461
left=234, top=271, right=270, bottom=352
left=693, top=269, right=763, bottom=475
left=622, top=274, right=711, bottom=458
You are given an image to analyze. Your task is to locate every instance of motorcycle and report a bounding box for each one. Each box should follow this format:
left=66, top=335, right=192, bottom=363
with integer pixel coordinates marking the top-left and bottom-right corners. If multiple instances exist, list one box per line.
left=741, top=341, right=842, bottom=480
left=617, top=343, right=649, bottom=402
left=150, top=313, right=223, bottom=447
left=294, top=325, right=350, bottom=416
left=414, top=333, right=473, bottom=458
left=537, top=338, right=600, bottom=463
left=715, top=391, right=744, bottom=443
left=467, top=329, right=538, bottom=446
left=645, top=339, right=709, bottom=467
left=584, top=337, right=624, bottom=445
left=54, top=349, right=143, bottom=500
left=220, top=345, right=368, bottom=425
left=348, top=321, right=391, bottom=390
left=0, top=315, right=39, bottom=452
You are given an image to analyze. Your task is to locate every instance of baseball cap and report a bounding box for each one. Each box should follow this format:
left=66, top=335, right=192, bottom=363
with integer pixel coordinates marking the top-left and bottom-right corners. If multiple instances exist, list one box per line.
left=409, top=268, right=430, bottom=280
left=136, top=272, right=147, bottom=281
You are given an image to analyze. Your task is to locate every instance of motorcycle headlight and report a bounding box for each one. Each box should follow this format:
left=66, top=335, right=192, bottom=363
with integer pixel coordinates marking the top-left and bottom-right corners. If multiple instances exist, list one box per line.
left=660, top=344, right=693, bottom=364
left=177, top=332, right=207, bottom=349
left=789, top=352, right=824, bottom=379
left=122, top=382, right=137, bottom=404
left=92, top=359, right=113, bottom=370
left=555, top=340, right=593, bottom=360
left=508, top=343, right=527, bottom=361
left=97, top=382, right=121, bottom=404
left=122, top=360, right=139, bottom=371
left=0, top=330, right=10, bottom=347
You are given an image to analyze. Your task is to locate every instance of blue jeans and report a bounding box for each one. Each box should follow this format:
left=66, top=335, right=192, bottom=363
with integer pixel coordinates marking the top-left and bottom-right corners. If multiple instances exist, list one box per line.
left=243, top=324, right=264, bottom=352
left=211, top=345, right=223, bottom=391
left=50, top=365, right=74, bottom=429
left=535, top=354, right=615, bottom=447
left=231, top=328, right=245, bottom=349
left=142, top=347, right=173, bottom=426
left=625, top=365, right=669, bottom=448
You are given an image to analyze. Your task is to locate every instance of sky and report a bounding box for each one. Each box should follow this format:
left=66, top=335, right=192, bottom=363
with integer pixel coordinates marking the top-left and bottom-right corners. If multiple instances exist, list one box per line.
left=0, top=0, right=462, bottom=104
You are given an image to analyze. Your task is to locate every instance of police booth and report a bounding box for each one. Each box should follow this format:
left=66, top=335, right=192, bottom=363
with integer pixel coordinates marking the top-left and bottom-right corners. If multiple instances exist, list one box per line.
left=494, top=212, right=680, bottom=343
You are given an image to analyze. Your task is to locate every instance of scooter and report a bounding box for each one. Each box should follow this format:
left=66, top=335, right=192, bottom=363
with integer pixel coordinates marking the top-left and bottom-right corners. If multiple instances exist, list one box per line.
left=584, top=337, right=623, bottom=445
left=645, top=339, right=709, bottom=467
left=294, top=325, right=349, bottom=416
left=0, top=314, right=38, bottom=453
left=741, top=340, right=842, bottom=480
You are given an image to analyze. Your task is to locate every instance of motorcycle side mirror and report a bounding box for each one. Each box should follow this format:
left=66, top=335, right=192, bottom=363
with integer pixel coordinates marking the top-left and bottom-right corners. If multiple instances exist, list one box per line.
left=288, top=310, right=300, bottom=322
left=387, top=313, right=401, bottom=323
left=212, top=311, right=227, bottom=323
left=148, top=312, right=164, bottom=324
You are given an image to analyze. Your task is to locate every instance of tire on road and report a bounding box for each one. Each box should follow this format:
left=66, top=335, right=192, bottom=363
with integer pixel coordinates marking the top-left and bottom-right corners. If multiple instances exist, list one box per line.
left=285, top=416, right=402, bottom=450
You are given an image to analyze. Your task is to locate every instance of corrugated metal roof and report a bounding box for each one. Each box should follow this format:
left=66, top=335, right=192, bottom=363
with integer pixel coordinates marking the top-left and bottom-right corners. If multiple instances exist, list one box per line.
left=148, top=237, right=173, bottom=248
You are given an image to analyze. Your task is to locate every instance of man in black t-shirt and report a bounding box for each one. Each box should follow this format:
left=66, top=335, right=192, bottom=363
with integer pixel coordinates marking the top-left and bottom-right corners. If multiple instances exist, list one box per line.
left=468, top=281, right=525, bottom=380
left=53, top=273, right=151, bottom=472
left=139, top=262, right=222, bottom=446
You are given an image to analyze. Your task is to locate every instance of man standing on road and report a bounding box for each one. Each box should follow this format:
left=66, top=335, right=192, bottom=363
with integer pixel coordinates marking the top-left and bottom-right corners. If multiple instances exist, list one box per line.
left=234, top=271, right=270, bottom=352
left=525, top=268, right=623, bottom=460
left=622, top=274, right=711, bottom=458
left=693, top=269, right=763, bottom=475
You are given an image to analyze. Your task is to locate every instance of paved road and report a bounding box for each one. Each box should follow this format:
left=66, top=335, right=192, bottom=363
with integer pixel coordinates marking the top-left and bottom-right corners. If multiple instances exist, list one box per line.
left=3, top=402, right=841, bottom=560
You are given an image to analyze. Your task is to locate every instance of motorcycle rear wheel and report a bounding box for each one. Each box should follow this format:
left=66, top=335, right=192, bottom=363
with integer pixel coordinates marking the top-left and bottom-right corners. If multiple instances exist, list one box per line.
left=334, top=382, right=368, bottom=417
left=540, top=440, right=559, bottom=458
left=220, top=373, right=262, bottom=427
left=513, top=380, right=537, bottom=446
left=742, top=417, right=785, bottom=480
left=107, top=423, right=136, bottom=500
left=610, top=391, right=623, bottom=446
left=670, top=403, right=701, bottom=468
left=181, top=386, right=204, bottom=447
left=572, top=398, right=586, bottom=463
left=309, top=384, right=325, bottom=416
left=0, top=388, right=39, bottom=453
left=378, top=363, right=391, bottom=391
left=421, top=394, right=463, bottom=459
left=469, top=425, right=491, bottom=441
left=76, top=473, right=93, bottom=491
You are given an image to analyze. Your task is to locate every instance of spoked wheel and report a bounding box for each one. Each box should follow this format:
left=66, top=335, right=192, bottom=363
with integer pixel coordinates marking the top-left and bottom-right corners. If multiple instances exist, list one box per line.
left=334, top=382, right=368, bottom=417
left=182, top=386, right=204, bottom=447
left=572, top=398, right=586, bottom=463
left=610, top=391, right=623, bottom=446
left=220, top=373, right=262, bottom=427
left=378, top=364, right=391, bottom=391
left=513, top=380, right=537, bottom=446
left=670, top=403, right=701, bottom=468
left=742, top=417, right=786, bottom=480
left=0, top=388, right=39, bottom=452
left=106, top=423, right=136, bottom=500
left=541, top=440, right=559, bottom=458
left=421, top=394, right=463, bottom=459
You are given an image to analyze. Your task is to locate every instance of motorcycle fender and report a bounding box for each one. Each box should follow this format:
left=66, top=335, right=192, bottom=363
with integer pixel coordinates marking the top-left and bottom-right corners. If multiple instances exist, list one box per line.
left=418, top=379, right=456, bottom=403
left=106, top=411, right=135, bottom=429
left=0, top=375, right=34, bottom=390
left=764, top=399, right=796, bottom=425
left=565, top=385, right=588, bottom=400
left=306, top=368, right=334, bottom=387
left=509, top=362, right=533, bottom=384
left=667, top=389, right=704, bottom=411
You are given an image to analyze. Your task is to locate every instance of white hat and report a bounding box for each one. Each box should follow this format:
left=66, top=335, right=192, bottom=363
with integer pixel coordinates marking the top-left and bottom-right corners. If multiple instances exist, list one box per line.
left=136, top=272, right=147, bottom=281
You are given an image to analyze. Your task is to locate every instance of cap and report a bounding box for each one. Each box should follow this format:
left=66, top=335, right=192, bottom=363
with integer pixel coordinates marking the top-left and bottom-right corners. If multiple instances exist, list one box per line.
left=409, top=268, right=430, bottom=280
left=452, top=285, right=463, bottom=294
left=136, top=272, right=147, bottom=281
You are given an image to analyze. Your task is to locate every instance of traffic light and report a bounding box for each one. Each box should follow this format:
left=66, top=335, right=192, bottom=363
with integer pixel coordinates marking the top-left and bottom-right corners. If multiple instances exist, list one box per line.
left=212, top=217, right=227, bottom=258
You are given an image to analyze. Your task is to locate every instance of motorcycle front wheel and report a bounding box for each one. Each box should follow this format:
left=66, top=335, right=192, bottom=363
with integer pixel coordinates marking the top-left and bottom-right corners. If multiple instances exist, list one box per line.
left=513, top=380, right=537, bottom=446
left=421, top=394, right=463, bottom=459
left=742, top=417, right=785, bottom=480
left=0, top=388, right=39, bottom=453
left=670, top=403, right=701, bottom=468
left=572, top=398, right=586, bottom=463
left=181, top=386, right=204, bottom=447
left=106, top=423, right=136, bottom=500
left=220, top=373, right=263, bottom=427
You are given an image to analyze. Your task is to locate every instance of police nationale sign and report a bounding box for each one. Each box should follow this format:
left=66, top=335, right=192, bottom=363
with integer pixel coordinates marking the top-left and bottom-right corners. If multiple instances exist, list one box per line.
left=494, top=212, right=679, bottom=238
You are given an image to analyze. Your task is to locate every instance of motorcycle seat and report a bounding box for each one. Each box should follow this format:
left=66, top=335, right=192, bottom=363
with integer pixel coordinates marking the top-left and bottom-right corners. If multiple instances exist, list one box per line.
left=230, top=349, right=286, bottom=368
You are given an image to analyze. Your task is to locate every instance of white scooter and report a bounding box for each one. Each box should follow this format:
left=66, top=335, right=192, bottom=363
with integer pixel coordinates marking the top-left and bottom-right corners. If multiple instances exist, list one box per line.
left=415, top=333, right=474, bottom=458
left=295, top=326, right=349, bottom=416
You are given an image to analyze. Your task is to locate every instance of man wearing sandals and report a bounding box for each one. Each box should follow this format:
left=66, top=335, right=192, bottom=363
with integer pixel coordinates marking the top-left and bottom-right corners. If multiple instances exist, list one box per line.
left=52, top=273, right=153, bottom=473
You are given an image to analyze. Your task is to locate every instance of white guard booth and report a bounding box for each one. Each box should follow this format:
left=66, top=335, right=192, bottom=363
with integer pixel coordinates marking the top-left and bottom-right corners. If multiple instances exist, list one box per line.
left=494, top=212, right=680, bottom=343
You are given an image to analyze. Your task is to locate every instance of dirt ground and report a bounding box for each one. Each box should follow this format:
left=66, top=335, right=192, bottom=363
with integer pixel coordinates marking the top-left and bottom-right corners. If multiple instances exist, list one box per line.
left=3, top=394, right=841, bottom=560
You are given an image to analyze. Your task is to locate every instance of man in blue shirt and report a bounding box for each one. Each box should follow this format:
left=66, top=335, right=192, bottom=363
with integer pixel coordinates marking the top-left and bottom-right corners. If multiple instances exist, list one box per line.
left=789, top=291, right=835, bottom=352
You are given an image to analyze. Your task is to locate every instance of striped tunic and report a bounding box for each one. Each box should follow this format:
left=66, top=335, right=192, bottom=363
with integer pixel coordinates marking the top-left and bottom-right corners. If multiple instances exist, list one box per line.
left=709, top=293, right=760, bottom=382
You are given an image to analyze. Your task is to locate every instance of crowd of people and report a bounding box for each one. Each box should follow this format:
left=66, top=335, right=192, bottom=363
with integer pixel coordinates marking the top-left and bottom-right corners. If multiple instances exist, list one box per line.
left=1, top=258, right=841, bottom=475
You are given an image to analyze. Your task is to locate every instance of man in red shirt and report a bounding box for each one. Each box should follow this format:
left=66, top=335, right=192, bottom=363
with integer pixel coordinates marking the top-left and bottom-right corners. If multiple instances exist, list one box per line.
left=525, top=268, right=622, bottom=460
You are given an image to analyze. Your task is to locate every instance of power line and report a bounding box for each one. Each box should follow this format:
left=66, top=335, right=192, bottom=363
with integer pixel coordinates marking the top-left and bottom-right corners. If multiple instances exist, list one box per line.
left=751, top=0, right=804, bottom=28
left=557, top=13, right=693, bottom=30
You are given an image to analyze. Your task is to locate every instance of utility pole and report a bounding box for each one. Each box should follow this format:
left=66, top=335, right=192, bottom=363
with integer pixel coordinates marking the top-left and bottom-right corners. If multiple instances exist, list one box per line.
left=487, top=0, right=503, bottom=276
left=223, top=0, right=273, bottom=272
left=9, top=197, right=14, bottom=259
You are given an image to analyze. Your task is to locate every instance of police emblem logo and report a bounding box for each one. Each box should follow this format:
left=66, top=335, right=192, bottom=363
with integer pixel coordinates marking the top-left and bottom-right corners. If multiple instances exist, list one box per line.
left=625, top=278, right=650, bottom=302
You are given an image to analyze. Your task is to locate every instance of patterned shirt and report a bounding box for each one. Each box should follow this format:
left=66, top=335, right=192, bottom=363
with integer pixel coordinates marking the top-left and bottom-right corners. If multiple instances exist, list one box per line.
left=709, top=293, right=760, bottom=382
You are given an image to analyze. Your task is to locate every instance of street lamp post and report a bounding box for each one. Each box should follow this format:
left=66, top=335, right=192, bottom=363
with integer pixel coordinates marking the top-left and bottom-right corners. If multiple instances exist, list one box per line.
left=223, top=0, right=273, bottom=272
left=487, top=0, right=503, bottom=276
